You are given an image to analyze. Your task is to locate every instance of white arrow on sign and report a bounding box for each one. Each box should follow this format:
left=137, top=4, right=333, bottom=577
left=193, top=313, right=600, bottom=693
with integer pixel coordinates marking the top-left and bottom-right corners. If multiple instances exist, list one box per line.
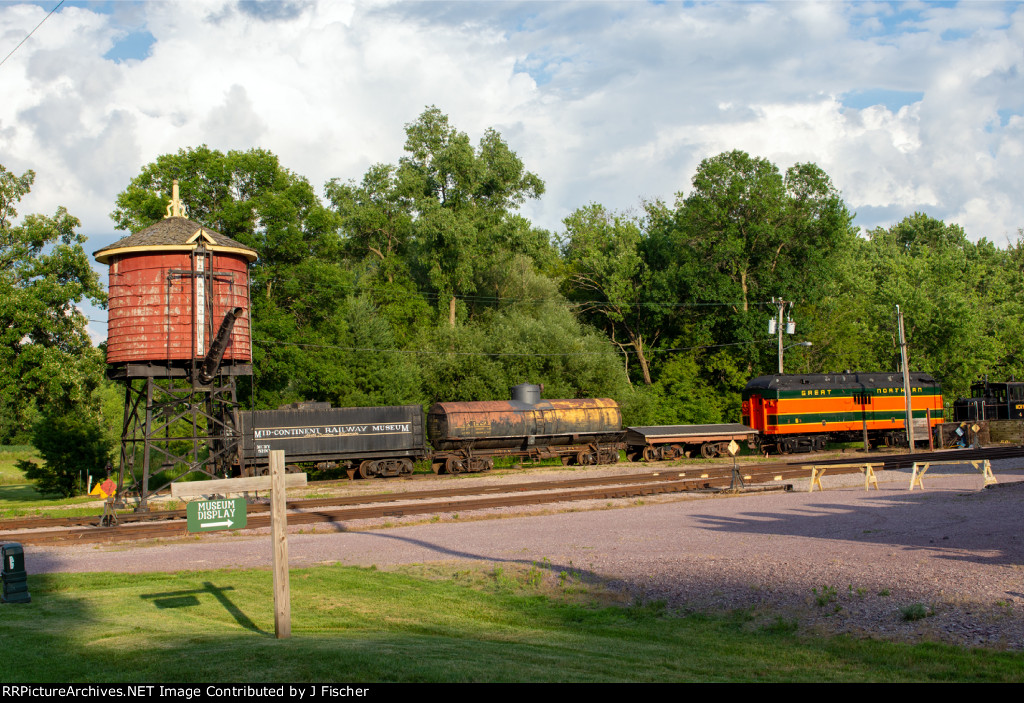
left=201, top=520, right=235, bottom=528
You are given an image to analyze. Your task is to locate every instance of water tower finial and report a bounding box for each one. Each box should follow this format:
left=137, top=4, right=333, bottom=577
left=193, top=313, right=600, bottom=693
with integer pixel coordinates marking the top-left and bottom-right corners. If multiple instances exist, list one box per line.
left=165, top=180, right=184, bottom=218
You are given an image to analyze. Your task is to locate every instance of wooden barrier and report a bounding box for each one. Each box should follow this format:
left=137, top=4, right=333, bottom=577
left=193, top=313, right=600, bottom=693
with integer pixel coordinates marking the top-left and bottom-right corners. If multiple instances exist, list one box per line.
left=809, top=463, right=885, bottom=492
left=910, top=460, right=997, bottom=491
left=170, top=473, right=307, bottom=497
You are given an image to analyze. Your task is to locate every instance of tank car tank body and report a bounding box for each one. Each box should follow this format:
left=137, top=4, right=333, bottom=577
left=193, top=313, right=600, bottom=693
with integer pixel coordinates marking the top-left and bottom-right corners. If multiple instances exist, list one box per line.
left=426, top=383, right=623, bottom=473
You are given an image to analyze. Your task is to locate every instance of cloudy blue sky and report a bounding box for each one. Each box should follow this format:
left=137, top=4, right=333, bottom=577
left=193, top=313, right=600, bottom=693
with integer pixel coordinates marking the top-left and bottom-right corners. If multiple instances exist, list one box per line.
left=2, top=0, right=1023, bottom=339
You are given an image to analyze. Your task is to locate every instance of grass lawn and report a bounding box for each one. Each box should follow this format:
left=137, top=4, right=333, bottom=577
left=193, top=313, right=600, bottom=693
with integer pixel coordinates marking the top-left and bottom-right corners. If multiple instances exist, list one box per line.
left=0, top=446, right=37, bottom=485
left=0, top=562, right=1020, bottom=683
left=0, top=447, right=103, bottom=518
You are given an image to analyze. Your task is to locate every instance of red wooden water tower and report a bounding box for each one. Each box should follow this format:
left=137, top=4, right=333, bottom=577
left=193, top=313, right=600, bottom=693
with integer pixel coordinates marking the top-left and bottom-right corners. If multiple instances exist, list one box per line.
left=94, top=182, right=258, bottom=510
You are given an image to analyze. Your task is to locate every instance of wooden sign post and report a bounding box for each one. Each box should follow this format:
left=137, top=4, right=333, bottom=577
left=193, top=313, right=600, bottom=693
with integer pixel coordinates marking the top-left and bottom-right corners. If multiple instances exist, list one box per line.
left=270, top=450, right=291, bottom=639
left=169, top=461, right=301, bottom=640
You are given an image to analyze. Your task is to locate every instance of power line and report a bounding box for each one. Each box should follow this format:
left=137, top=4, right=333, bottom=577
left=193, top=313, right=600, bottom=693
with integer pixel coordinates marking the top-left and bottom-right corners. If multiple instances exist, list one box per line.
left=0, top=0, right=65, bottom=71
left=251, top=337, right=776, bottom=358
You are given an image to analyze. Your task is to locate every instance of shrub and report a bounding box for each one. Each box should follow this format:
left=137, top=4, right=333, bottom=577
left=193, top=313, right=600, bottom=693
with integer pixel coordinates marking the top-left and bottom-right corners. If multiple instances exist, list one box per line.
left=16, top=411, right=111, bottom=497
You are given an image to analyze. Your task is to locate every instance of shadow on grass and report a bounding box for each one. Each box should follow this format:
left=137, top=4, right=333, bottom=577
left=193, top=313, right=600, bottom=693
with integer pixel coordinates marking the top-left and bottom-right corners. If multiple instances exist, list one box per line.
left=0, top=484, right=49, bottom=503
left=2, top=564, right=1023, bottom=683
left=355, top=530, right=605, bottom=588
left=140, top=581, right=266, bottom=634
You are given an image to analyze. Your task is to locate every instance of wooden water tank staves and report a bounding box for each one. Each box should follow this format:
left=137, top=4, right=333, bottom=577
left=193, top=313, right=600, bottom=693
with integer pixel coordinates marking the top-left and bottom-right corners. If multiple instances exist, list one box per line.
left=94, top=201, right=257, bottom=369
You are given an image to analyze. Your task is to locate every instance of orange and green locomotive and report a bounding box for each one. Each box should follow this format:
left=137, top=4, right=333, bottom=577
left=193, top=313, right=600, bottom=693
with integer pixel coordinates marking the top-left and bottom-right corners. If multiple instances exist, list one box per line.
left=742, top=372, right=944, bottom=454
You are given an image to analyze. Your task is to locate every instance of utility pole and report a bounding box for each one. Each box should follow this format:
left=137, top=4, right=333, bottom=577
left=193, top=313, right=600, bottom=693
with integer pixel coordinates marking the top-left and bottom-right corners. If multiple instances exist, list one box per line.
left=897, top=305, right=915, bottom=449
left=770, top=298, right=795, bottom=373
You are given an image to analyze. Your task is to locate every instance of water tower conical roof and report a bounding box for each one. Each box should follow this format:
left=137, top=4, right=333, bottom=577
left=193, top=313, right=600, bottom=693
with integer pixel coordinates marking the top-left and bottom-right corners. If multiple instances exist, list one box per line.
left=93, top=216, right=257, bottom=264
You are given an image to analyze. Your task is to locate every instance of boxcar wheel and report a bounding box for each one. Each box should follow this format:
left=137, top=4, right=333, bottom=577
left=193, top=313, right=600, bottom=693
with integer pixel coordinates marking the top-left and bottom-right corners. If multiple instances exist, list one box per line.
left=358, top=460, right=375, bottom=479
left=700, top=442, right=718, bottom=459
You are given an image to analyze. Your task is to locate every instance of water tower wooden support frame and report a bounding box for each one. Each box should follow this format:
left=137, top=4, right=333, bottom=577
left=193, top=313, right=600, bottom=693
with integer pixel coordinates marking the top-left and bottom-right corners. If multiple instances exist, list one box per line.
left=111, top=365, right=250, bottom=512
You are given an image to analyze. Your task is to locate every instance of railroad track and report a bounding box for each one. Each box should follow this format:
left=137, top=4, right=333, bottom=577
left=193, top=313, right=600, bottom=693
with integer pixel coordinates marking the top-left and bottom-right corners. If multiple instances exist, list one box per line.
left=0, top=469, right=734, bottom=532
left=3, top=446, right=1020, bottom=546
left=0, top=470, right=798, bottom=548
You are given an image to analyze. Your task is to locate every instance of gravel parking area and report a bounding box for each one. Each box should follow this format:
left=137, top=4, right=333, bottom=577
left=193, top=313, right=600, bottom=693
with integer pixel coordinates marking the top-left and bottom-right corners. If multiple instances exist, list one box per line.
left=29, top=458, right=1024, bottom=650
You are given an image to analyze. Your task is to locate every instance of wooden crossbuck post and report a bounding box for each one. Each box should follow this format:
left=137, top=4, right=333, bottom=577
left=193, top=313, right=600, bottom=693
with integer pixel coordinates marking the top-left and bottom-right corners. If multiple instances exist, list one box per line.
left=270, top=450, right=291, bottom=639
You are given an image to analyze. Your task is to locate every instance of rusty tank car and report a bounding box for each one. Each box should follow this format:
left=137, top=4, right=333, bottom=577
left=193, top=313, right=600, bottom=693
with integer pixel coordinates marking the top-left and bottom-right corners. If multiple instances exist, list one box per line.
left=426, top=383, right=623, bottom=473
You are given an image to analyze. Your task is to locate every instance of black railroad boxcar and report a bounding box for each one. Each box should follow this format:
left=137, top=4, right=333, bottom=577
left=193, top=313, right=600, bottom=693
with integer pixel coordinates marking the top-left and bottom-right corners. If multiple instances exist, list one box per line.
left=426, top=383, right=623, bottom=473
left=239, top=402, right=429, bottom=478
left=742, top=372, right=944, bottom=453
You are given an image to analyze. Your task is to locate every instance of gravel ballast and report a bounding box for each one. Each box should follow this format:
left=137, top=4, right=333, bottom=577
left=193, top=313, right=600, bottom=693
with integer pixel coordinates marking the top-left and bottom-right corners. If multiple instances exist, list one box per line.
left=27, top=458, right=1024, bottom=650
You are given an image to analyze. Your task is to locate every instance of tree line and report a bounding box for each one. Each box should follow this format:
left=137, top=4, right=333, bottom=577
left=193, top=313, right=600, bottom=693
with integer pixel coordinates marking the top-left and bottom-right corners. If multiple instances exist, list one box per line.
left=4, top=106, right=1023, bottom=493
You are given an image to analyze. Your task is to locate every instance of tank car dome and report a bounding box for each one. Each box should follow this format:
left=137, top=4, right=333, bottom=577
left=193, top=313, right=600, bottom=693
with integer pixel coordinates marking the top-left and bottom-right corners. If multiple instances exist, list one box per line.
left=510, top=382, right=542, bottom=405
left=93, top=184, right=258, bottom=368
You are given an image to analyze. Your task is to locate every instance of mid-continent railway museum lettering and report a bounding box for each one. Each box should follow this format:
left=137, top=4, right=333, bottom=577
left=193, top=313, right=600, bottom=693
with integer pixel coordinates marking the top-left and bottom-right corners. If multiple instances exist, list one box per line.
left=253, top=422, right=412, bottom=456
left=254, top=423, right=411, bottom=439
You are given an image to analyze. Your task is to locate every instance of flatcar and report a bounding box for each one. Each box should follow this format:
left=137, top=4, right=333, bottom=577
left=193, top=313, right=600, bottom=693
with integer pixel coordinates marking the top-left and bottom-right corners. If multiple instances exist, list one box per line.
left=742, top=372, right=944, bottom=454
left=624, top=424, right=757, bottom=461
left=953, top=378, right=1024, bottom=422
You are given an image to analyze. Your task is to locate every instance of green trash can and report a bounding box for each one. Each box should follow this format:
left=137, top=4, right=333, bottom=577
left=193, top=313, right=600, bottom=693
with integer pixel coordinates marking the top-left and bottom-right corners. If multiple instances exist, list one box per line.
left=1, top=542, right=31, bottom=604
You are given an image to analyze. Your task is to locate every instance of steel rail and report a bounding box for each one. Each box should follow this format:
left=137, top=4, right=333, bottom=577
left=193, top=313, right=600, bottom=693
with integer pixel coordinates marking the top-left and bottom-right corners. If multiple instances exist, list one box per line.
left=6, top=446, right=1015, bottom=540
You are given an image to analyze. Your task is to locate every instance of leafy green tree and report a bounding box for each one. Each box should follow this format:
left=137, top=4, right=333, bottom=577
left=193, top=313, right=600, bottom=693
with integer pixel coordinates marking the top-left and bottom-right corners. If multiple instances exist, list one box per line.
left=17, top=411, right=112, bottom=497
left=651, top=151, right=856, bottom=376
left=984, top=229, right=1024, bottom=380
left=111, top=146, right=342, bottom=276
left=858, top=213, right=1009, bottom=397
left=325, top=163, right=414, bottom=283
left=0, top=165, right=106, bottom=442
left=560, top=203, right=665, bottom=385
left=112, top=147, right=433, bottom=409
left=415, top=257, right=630, bottom=404
left=645, top=348, right=748, bottom=425
left=329, top=107, right=553, bottom=327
